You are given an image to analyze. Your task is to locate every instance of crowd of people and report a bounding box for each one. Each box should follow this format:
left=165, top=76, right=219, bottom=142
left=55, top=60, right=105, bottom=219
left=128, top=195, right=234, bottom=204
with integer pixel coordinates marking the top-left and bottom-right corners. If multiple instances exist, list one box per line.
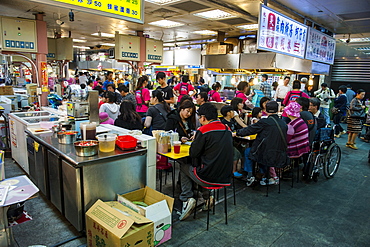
left=63, top=71, right=368, bottom=220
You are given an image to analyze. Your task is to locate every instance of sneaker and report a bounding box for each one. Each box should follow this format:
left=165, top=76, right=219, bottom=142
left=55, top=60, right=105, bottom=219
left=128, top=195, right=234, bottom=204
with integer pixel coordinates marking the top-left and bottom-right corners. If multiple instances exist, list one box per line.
left=179, top=198, right=196, bottom=221
left=233, top=171, right=243, bottom=178
left=345, top=143, right=351, bottom=148
left=340, top=130, right=347, bottom=135
left=334, top=134, right=341, bottom=138
left=202, top=196, right=214, bottom=211
left=273, top=177, right=280, bottom=185
left=260, top=178, right=276, bottom=186
left=246, top=176, right=255, bottom=187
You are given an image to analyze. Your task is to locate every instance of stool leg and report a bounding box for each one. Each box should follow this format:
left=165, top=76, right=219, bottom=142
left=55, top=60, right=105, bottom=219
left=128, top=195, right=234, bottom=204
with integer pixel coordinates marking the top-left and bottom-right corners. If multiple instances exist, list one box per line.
left=213, top=190, right=216, bottom=215
left=172, top=162, right=176, bottom=197
left=224, top=187, right=228, bottom=225
left=159, top=169, right=163, bottom=192
left=278, top=168, right=281, bottom=194
left=232, top=177, right=236, bottom=205
left=291, top=160, right=294, bottom=188
left=193, top=185, right=199, bottom=219
left=207, top=197, right=210, bottom=231
left=165, top=169, right=167, bottom=185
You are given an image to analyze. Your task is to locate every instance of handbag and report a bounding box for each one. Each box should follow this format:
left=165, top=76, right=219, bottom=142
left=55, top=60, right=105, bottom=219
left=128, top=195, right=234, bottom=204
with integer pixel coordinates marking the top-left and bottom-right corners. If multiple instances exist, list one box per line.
left=331, top=107, right=339, bottom=115
left=350, top=110, right=365, bottom=118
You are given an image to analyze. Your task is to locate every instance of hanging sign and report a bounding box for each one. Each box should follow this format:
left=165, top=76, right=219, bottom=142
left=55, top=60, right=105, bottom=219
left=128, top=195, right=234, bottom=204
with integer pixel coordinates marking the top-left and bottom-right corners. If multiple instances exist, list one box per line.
left=257, top=4, right=307, bottom=59
left=29, top=0, right=143, bottom=24
left=305, top=27, right=336, bottom=65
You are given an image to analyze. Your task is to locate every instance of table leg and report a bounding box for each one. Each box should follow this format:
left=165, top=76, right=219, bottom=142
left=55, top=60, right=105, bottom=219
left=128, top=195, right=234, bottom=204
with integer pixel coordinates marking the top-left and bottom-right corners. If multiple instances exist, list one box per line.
left=172, top=160, right=176, bottom=197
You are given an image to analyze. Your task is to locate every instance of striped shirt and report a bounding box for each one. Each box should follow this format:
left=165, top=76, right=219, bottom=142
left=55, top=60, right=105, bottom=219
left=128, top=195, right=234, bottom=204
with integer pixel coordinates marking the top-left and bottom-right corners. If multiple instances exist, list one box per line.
left=287, top=118, right=310, bottom=158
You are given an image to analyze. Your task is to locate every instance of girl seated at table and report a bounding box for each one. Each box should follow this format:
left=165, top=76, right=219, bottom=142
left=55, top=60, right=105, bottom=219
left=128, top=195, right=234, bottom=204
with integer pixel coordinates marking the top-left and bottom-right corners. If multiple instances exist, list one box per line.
left=260, top=97, right=271, bottom=117
left=144, top=90, right=171, bottom=132
left=231, top=97, right=247, bottom=128
left=114, top=100, right=143, bottom=130
left=165, top=100, right=196, bottom=143
left=250, top=107, right=262, bottom=124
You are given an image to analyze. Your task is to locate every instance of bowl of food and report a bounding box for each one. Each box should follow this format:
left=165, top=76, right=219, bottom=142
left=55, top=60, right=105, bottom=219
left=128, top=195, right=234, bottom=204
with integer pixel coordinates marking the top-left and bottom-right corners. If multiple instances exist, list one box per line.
left=57, top=131, right=78, bottom=144
left=74, top=140, right=99, bottom=156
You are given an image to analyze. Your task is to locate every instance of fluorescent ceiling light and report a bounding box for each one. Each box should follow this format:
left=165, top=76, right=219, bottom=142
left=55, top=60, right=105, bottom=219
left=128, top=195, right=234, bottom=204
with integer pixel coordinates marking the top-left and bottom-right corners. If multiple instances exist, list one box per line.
left=193, top=9, right=235, bottom=20
left=145, top=0, right=181, bottom=5
left=73, top=39, right=87, bottom=43
left=163, top=43, right=175, bottom=47
left=101, top=43, right=115, bottom=46
left=356, top=47, right=370, bottom=50
left=339, top=38, right=370, bottom=43
left=73, top=46, right=90, bottom=49
left=91, top=32, right=115, bottom=38
left=192, top=30, right=218, bottom=36
left=236, top=24, right=259, bottom=31
left=148, top=20, right=184, bottom=28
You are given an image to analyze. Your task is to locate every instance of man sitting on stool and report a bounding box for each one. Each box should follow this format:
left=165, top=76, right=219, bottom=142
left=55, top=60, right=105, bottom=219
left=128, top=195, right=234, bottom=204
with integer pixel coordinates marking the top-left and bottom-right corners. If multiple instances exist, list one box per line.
left=179, top=103, right=233, bottom=220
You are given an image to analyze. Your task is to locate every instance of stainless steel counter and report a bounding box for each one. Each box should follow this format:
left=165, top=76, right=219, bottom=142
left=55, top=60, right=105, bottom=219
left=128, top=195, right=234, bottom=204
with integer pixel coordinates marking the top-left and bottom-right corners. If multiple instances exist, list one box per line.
left=26, top=130, right=148, bottom=231
left=25, top=130, right=147, bottom=167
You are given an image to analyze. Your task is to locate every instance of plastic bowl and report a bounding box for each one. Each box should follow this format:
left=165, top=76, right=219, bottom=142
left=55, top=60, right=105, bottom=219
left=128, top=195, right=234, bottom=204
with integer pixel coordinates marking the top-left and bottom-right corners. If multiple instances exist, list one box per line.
left=39, top=121, right=54, bottom=129
left=116, top=135, right=137, bottom=150
left=96, top=134, right=117, bottom=152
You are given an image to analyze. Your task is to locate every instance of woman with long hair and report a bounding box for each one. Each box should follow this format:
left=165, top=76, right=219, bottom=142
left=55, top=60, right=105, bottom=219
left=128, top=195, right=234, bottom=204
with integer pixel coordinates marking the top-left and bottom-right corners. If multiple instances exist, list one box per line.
left=144, top=90, right=171, bottom=130
left=231, top=97, right=247, bottom=128
left=165, top=100, right=196, bottom=142
left=346, top=89, right=366, bottom=150
left=114, top=100, right=143, bottom=130
left=135, top=76, right=150, bottom=117
left=208, top=82, right=222, bottom=102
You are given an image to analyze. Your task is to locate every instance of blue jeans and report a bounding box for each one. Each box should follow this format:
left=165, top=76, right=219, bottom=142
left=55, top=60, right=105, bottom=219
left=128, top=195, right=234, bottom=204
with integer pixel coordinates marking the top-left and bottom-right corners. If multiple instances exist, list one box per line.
left=320, top=107, right=330, bottom=125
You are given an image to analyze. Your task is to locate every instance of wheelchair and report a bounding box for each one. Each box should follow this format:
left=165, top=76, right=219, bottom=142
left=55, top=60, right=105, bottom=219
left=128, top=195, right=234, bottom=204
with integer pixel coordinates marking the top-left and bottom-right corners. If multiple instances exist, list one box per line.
left=304, top=126, right=341, bottom=182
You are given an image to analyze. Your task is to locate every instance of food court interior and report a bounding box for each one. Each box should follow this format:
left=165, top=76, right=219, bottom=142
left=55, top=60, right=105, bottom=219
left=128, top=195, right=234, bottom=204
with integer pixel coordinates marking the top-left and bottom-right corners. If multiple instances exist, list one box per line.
left=0, top=0, right=370, bottom=246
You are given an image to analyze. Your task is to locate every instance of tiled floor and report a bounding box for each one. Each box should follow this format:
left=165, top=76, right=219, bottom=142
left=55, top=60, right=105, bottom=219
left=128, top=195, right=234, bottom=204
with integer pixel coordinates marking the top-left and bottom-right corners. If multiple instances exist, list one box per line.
left=5, top=130, right=370, bottom=246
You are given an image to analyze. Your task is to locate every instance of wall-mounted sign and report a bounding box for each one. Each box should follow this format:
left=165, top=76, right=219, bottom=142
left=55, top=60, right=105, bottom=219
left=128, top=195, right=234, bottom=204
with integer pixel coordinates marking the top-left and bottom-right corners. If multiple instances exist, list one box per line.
left=257, top=4, right=307, bottom=59
left=29, top=0, right=143, bottom=24
left=184, top=65, right=204, bottom=69
left=115, top=34, right=140, bottom=61
left=146, top=38, right=163, bottom=63
left=1, top=17, right=38, bottom=53
left=305, top=27, right=336, bottom=65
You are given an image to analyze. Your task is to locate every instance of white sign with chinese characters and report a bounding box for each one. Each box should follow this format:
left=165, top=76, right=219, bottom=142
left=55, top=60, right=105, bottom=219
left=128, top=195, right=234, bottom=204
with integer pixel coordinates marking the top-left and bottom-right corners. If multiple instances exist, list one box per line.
left=305, top=27, right=336, bottom=65
left=257, top=4, right=307, bottom=59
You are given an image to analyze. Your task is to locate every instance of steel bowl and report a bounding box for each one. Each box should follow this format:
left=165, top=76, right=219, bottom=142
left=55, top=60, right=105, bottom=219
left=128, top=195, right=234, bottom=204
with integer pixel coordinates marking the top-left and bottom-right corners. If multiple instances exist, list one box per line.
left=74, top=140, right=99, bottom=157
left=57, top=131, right=78, bottom=144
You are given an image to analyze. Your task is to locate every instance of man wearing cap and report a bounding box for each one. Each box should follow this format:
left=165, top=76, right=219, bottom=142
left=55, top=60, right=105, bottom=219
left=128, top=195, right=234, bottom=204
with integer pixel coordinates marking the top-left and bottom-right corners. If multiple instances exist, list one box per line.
left=178, top=103, right=233, bottom=221
left=237, top=101, right=289, bottom=186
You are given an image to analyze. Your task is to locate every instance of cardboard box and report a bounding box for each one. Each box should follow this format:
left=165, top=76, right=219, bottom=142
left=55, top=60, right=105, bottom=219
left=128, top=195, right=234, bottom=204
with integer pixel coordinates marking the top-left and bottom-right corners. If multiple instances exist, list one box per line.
left=117, top=187, right=174, bottom=246
left=0, top=86, right=14, bottom=95
left=206, top=43, right=234, bottom=55
left=86, top=199, right=154, bottom=247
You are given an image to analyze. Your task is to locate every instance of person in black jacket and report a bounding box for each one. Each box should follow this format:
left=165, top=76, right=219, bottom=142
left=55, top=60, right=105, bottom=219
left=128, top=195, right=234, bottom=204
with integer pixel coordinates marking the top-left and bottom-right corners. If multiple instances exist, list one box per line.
left=333, top=85, right=348, bottom=137
left=165, top=100, right=196, bottom=142
left=178, top=103, right=233, bottom=221
left=236, top=101, right=289, bottom=186
left=114, top=100, right=143, bottom=130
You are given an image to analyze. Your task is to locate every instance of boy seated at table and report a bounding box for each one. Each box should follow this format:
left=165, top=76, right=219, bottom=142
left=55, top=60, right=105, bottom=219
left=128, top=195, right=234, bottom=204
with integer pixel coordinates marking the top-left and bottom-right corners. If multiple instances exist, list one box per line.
left=220, top=105, right=243, bottom=178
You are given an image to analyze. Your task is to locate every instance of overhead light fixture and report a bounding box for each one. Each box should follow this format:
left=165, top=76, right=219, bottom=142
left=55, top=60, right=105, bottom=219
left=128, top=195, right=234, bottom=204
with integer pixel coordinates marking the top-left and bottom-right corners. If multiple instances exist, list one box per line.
left=73, top=46, right=90, bottom=49
left=145, top=0, right=182, bottom=5
left=148, top=20, right=184, bottom=28
left=192, top=30, right=218, bottom=36
left=193, top=9, right=235, bottom=20
left=236, top=24, right=259, bottom=31
left=356, top=47, right=370, bottom=51
left=101, top=43, right=115, bottom=46
left=91, top=32, right=115, bottom=38
left=339, top=37, right=370, bottom=43
left=69, top=10, right=74, bottom=22
left=73, top=39, right=87, bottom=43
left=163, top=43, right=175, bottom=47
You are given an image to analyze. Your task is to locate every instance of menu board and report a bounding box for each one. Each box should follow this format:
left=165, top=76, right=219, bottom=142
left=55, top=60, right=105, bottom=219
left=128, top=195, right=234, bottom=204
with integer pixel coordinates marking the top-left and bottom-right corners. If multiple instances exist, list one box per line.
left=257, top=4, right=307, bottom=59
left=305, top=27, right=336, bottom=65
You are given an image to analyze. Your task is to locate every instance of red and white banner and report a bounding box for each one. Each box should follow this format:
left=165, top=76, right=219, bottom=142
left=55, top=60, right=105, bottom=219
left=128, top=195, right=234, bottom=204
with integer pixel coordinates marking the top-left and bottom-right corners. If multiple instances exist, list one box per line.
left=257, top=4, right=307, bottom=59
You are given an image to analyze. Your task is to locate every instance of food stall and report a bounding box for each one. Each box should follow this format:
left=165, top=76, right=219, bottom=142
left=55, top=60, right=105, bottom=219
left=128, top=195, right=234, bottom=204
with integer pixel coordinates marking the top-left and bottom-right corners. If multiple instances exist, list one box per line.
left=25, top=124, right=156, bottom=231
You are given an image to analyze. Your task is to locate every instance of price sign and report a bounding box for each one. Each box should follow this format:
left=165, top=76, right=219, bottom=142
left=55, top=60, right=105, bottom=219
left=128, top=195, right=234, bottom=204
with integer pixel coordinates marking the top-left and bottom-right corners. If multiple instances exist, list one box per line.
left=257, top=4, right=307, bottom=59
left=30, top=0, right=143, bottom=24
left=305, top=27, right=336, bottom=65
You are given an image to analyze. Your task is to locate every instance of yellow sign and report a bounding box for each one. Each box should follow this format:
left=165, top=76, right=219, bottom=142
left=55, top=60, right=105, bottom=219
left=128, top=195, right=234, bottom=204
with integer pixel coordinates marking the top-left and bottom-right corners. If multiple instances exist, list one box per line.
left=31, top=0, right=143, bottom=23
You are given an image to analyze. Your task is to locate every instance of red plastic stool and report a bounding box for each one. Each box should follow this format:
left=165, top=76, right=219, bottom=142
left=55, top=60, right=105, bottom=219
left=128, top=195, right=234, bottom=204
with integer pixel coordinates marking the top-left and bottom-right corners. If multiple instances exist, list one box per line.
left=156, top=156, right=174, bottom=196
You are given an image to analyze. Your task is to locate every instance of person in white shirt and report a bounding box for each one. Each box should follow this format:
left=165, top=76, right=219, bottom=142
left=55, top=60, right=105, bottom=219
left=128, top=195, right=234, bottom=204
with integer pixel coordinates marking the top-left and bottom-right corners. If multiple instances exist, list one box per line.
left=79, top=72, right=88, bottom=86
left=314, top=83, right=335, bottom=125
left=274, top=76, right=292, bottom=104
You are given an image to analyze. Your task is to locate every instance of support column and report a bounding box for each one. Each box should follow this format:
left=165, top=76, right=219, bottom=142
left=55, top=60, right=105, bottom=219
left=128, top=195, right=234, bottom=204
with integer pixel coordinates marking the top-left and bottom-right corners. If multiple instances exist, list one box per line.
left=34, top=13, right=48, bottom=106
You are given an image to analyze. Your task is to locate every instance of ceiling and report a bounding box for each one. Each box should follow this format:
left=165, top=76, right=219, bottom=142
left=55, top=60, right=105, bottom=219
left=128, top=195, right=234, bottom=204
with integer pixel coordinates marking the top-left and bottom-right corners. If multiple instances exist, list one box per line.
left=0, top=0, right=370, bottom=53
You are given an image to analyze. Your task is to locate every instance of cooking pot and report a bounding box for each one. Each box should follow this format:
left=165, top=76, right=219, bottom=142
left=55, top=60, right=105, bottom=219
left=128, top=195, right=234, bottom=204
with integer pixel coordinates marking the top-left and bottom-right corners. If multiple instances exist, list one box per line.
left=74, top=140, right=99, bottom=156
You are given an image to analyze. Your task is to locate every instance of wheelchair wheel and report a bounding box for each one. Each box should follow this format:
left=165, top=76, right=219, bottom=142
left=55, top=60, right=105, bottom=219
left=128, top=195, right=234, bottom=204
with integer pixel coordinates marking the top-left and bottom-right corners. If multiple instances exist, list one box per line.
left=323, top=143, right=341, bottom=178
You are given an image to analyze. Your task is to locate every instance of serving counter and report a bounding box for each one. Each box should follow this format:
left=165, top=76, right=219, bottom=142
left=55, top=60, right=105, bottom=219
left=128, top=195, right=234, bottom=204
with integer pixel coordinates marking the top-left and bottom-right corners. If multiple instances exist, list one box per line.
left=25, top=126, right=156, bottom=232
